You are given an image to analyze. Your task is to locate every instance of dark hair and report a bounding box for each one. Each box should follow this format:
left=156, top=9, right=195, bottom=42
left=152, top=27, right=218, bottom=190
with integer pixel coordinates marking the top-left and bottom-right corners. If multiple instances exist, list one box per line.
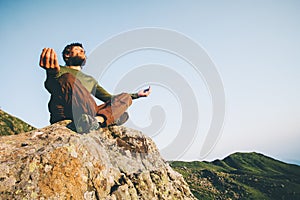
left=62, top=42, right=84, bottom=62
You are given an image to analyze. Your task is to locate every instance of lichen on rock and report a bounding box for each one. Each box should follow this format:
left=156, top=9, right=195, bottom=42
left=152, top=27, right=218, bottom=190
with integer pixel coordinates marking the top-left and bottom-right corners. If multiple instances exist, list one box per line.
left=0, top=120, right=196, bottom=199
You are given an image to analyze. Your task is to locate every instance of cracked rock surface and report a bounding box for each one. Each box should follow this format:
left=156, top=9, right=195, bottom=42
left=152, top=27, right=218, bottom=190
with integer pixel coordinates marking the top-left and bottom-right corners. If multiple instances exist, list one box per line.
left=0, top=121, right=196, bottom=199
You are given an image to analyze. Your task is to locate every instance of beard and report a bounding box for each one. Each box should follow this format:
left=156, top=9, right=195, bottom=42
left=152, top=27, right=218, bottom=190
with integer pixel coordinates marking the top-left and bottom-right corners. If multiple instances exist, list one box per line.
left=67, top=56, right=86, bottom=67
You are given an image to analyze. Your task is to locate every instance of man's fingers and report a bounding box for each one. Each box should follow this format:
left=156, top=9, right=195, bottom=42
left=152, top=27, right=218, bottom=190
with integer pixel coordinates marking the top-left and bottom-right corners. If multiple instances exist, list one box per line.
left=50, top=49, right=55, bottom=68
left=145, top=86, right=152, bottom=97
left=41, top=48, right=51, bottom=69
left=138, top=86, right=152, bottom=97
left=39, top=48, right=60, bottom=72
left=53, top=52, right=60, bottom=71
left=39, top=48, right=48, bottom=67
left=147, top=87, right=152, bottom=95
left=44, top=48, right=51, bottom=69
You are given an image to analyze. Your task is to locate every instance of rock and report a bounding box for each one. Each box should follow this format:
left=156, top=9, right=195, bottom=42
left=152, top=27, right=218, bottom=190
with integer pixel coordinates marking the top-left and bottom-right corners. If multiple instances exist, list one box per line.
left=0, top=120, right=196, bottom=199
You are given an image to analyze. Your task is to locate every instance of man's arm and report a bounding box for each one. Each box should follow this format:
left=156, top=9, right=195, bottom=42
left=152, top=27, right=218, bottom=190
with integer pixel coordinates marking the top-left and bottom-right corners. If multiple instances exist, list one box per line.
left=94, top=84, right=151, bottom=102
left=39, top=48, right=61, bottom=94
left=94, top=84, right=113, bottom=102
left=127, top=86, right=152, bottom=99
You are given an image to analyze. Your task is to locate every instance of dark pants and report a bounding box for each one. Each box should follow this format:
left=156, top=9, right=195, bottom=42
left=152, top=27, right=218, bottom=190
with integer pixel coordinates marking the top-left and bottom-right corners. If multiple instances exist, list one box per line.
left=48, top=73, right=132, bottom=125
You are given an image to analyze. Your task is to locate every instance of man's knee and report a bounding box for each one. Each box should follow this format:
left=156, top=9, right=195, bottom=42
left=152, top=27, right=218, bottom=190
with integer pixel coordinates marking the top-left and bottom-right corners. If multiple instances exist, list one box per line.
left=113, top=93, right=132, bottom=107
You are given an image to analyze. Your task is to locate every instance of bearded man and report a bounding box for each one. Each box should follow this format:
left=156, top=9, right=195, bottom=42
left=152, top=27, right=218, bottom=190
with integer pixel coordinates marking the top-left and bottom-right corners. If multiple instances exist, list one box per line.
left=39, top=43, right=151, bottom=133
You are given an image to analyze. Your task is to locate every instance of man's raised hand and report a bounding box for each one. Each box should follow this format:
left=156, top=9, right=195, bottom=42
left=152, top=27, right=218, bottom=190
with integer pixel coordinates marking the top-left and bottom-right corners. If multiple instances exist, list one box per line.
left=39, top=48, right=60, bottom=72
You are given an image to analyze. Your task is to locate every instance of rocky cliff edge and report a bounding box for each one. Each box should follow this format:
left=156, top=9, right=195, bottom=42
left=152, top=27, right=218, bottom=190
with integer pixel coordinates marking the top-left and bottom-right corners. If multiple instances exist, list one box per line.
left=0, top=120, right=195, bottom=200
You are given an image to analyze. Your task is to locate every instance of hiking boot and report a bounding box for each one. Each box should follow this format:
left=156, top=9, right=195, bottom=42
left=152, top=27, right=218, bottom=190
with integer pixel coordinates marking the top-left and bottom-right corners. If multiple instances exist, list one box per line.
left=76, top=114, right=99, bottom=133
left=110, top=112, right=129, bottom=127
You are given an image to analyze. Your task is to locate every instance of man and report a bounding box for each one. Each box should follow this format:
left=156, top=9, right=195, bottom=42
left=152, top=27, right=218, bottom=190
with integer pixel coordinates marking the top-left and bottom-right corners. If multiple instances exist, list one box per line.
left=39, top=43, right=151, bottom=133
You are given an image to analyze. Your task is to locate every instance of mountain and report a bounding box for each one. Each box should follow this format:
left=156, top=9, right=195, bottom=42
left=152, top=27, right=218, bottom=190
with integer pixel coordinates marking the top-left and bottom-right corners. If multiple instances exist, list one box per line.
left=1, top=110, right=300, bottom=199
left=170, top=152, right=300, bottom=199
left=0, top=109, right=35, bottom=136
left=0, top=120, right=196, bottom=199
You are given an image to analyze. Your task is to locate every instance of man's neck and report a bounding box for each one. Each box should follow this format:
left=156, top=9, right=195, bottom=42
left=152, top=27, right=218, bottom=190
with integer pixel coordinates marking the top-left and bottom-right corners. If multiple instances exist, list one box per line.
left=66, top=66, right=81, bottom=71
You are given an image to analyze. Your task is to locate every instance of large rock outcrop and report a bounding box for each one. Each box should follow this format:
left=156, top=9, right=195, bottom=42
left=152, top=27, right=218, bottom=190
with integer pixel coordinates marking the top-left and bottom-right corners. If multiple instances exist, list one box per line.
left=0, top=120, right=196, bottom=199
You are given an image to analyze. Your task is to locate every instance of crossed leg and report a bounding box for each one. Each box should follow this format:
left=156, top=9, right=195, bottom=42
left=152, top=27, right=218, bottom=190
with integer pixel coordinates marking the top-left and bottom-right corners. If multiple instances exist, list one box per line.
left=47, top=73, right=132, bottom=131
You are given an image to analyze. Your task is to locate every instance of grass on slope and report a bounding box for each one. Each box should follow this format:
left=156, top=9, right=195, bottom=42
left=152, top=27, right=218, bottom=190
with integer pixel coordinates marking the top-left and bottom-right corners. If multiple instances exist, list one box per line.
left=170, top=152, right=300, bottom=200
left=0, top=109, right=35, bottom=136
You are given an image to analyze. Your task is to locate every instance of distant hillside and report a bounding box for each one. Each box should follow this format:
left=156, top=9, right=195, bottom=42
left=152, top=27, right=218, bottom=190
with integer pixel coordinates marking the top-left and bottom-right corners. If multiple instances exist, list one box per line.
left=0, top=109, right=35, bottom=136
left=170, top=152, right=300, bottom=200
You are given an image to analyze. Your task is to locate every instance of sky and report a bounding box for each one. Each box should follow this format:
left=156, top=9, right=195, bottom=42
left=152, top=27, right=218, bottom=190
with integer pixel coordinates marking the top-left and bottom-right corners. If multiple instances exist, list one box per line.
left=0, top=0, right=299, bottom=165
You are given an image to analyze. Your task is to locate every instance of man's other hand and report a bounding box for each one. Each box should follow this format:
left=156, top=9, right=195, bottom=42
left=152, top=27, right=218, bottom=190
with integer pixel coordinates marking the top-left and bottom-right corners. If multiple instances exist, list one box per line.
left=138, top=86, right=152, bottom=97
left=39, top=48, right=60, bottom=72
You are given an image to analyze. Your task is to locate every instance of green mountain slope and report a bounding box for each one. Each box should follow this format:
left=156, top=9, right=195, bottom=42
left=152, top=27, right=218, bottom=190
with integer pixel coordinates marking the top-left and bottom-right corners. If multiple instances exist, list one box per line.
left=170, top=152, right=300, bottom=200
left=0, top=109, right=35, bottom=136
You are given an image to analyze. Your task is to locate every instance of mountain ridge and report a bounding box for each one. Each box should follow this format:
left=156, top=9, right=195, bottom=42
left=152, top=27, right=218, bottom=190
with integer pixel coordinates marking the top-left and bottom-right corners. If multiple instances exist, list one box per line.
left=0, top=109, right=35, bottom=136
left=170, top=152, right=300, bottom=199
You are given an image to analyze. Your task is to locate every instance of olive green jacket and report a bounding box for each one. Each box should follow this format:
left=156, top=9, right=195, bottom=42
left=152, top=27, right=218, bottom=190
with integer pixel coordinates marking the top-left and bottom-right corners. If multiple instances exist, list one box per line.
left=45, top=66, right=139, bottom=102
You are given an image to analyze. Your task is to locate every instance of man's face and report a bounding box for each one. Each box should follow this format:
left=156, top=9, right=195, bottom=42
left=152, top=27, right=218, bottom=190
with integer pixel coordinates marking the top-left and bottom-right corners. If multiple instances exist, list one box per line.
left=65, top=46, right=87, bottom=66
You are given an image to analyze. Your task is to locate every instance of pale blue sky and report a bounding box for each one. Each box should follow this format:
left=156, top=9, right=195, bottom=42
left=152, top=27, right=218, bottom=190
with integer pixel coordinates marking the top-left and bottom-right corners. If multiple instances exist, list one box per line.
left=1, top=0, right=299, bottom=164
